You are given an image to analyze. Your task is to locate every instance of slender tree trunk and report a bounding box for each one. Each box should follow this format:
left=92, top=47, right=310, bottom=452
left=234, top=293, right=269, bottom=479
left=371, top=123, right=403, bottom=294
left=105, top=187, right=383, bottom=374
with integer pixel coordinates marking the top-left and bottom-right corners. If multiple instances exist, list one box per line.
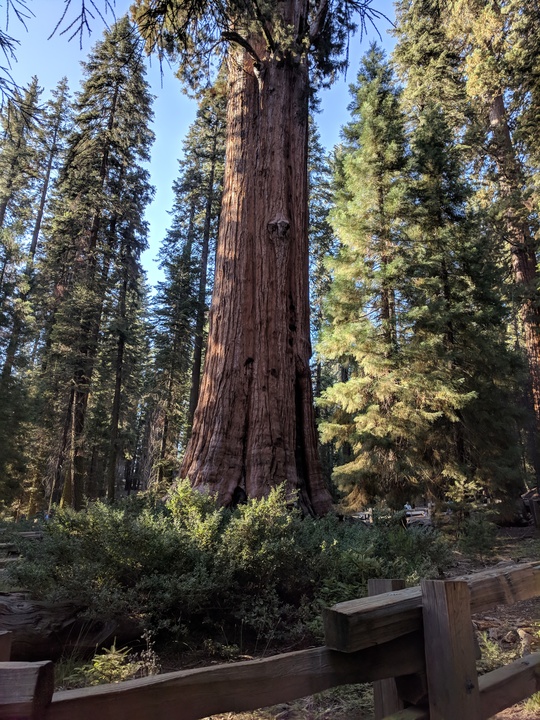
left=0, top=137, right=22, bottom=229
left=188, top=136, right=217, bottom=429
left=70, top=90, right=119, bottom=509
left=106, top=262, right=127, bottom=501
left=181, top=43, right=332, bottom=515
left=29, top=130, right=57, bottom=259
left=489, top=93, right=540, bottom=486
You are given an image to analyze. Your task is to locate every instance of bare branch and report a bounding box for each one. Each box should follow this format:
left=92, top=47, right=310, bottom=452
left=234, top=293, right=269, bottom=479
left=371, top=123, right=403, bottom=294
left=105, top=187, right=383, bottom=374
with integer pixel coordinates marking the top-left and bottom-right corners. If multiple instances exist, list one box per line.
left=48, top=0, right=117, bottom=49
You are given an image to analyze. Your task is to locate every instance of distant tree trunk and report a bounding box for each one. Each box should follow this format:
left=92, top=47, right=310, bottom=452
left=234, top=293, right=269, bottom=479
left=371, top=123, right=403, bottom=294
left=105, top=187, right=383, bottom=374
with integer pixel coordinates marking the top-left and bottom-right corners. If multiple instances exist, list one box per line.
left=181, top=43, right=332, bottom=515
left=490, top=93, right=540, bottom=486
left=70, top=89, right=118, bottom=510
left=106, top=266, right=127, bottom=501
left=188, top=135, right=217, bottom=429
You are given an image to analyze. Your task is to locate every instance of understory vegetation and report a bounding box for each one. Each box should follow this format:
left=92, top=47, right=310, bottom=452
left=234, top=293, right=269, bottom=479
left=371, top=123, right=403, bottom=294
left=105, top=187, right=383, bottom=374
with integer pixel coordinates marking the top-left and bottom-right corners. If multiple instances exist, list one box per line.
left=5, top=484, right=450, bottom=651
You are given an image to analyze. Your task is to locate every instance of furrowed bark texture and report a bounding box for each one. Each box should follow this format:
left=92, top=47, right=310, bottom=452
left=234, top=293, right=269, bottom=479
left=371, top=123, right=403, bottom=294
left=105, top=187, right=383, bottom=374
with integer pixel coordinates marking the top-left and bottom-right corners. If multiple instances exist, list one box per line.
left=181, top=37, right=332, bottom=515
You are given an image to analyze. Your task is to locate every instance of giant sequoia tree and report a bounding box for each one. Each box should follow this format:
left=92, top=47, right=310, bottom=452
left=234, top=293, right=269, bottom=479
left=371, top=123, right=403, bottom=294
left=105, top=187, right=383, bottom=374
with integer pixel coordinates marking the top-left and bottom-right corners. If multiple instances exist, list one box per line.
left=129, top=0, right=383, bottom=514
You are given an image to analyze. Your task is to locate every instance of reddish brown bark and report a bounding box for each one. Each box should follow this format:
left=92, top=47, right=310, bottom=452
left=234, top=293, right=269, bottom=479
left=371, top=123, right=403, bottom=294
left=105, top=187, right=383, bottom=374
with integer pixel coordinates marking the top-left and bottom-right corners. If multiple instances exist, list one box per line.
left=181, top=39, right=332, bottom=515
left=489, top=94, right=540, bottom=484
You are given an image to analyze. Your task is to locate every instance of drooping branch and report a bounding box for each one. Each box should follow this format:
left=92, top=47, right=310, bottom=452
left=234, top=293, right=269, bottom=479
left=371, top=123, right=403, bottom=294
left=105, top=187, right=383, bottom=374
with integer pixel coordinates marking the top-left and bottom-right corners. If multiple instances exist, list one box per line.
left=221, top=30, right=262, bottom=65
left=309, top=0, right=330, bottom=42
left=250, top=0, right=276, bottom=51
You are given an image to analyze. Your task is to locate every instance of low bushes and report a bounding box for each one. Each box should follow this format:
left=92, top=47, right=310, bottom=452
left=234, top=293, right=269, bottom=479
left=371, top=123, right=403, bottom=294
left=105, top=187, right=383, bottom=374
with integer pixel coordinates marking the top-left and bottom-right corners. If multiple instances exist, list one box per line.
left=7, top=483, right=450, bottom=650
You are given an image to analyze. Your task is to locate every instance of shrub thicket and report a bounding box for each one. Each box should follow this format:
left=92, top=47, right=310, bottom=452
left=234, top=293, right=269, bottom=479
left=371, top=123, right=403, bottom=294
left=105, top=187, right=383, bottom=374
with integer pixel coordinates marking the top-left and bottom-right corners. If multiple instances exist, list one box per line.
left=7, top=483, right=450, bottom=649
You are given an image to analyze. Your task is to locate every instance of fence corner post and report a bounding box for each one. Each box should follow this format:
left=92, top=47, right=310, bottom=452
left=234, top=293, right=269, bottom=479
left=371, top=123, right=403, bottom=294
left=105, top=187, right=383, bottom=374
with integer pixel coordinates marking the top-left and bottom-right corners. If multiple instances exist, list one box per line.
left=0, top=631, right=12, bottom=661
left=421, top=579, right=480, bottom=720
left=368, top=578, right=407, bottom=719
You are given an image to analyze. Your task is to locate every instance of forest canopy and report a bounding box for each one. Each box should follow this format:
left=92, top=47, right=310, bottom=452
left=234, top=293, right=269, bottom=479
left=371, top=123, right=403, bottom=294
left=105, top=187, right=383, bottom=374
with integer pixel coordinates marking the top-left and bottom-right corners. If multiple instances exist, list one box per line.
left=0, top=0, right=538, bottom=518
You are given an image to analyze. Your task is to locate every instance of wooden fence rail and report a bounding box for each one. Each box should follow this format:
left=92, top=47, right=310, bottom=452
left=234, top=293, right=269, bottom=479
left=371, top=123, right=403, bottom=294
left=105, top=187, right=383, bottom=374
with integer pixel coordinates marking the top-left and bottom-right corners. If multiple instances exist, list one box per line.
left=0, top=562, right=539, bottom=720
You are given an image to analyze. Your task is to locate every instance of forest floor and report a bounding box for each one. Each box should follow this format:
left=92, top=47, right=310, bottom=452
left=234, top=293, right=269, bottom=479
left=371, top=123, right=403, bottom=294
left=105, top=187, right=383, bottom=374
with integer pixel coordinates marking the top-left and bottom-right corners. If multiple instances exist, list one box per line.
left=185, top=526, right=540, bottom=720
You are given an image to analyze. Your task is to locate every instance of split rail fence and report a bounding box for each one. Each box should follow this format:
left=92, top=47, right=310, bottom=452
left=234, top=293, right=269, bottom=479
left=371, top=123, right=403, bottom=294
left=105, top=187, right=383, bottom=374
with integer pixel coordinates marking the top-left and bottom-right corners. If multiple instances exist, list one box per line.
left=0, top=562, right=539, bottom=720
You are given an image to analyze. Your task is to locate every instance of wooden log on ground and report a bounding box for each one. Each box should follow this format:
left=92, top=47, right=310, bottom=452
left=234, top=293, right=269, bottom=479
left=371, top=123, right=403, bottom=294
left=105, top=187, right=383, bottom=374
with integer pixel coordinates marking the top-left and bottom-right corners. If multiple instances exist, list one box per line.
left=0, top=631, right=12, bottom=661
left=0, top=661, right=54, bottom=720
left=368, top=579, right=406, bottom=719
left=0, top=542, right=18, bottom=555
left=0, top=593, right=141, bottom=661
left=47, top=633, right=425, bottom=720
left=0, top=557, right=20, bottom=568
left=421, top=580, right=480, bottom=720
left=324, top=562, right=540, bottom=652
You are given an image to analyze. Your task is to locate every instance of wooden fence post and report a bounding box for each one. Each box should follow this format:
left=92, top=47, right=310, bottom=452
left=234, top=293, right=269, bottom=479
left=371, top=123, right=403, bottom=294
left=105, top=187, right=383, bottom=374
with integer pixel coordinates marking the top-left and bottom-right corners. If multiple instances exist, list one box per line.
left=0, top=661, right=54, bottom=720
left=421, top=580, right=480, bottom=720
left=368, top=579, right=407, bottom=719
left=0, top=632, right=12, bottom=661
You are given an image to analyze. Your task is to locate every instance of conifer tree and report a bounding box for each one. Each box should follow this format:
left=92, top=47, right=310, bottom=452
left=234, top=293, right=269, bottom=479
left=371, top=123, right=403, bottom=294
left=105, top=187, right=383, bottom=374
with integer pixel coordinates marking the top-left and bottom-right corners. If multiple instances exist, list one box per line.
left=318, top=46, right=410, bottom=504
left=38, top=16, right=154, bottom=509
left=393, top=0, right=540, bottom=487
left=319, top=47, right=522, bottom=506
left=1, top=78, right=72, bottom=382
left=129, top=0, right=383, bottom=514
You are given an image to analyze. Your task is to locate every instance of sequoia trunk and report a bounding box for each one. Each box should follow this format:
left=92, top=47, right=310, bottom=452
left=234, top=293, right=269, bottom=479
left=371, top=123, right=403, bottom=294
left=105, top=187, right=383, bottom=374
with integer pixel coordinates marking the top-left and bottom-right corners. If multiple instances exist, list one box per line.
left=490, top=94, right=540, bottom=485
left=181, top=41, right=332, bottom=515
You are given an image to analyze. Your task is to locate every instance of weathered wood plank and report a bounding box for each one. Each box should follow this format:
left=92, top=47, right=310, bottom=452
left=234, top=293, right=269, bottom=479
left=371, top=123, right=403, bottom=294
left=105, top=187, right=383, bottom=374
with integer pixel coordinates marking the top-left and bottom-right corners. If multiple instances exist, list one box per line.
left=422, top=580, right=480, bottom=720
left=0, top=631, right=11, bottom=661
left=0, top=661, right=54, bottom=720
left=324, top=562, right=540, bottom=652
left=46, top=634, right=425, bottom=720
left=479, top=652, right=540, bottom=719
left=369, top=579, right=406, bottom=720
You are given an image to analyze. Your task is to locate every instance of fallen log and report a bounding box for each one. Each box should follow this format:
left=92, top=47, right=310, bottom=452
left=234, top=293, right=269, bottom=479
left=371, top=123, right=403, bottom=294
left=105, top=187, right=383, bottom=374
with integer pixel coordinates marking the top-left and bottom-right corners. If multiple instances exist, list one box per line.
left=0, top=593, right=141, bottom=661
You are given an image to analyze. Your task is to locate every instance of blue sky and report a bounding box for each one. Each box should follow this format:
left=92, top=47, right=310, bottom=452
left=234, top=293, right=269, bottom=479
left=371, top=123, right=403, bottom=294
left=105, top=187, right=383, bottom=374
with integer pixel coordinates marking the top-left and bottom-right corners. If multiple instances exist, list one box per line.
left=6, top=0, right=396, bottom=287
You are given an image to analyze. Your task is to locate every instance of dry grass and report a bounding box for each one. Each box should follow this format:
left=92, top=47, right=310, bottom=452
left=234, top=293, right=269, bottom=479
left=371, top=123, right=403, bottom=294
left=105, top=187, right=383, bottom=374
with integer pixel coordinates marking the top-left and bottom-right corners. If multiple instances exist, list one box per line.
left=201, top=685, right=374, bottom=720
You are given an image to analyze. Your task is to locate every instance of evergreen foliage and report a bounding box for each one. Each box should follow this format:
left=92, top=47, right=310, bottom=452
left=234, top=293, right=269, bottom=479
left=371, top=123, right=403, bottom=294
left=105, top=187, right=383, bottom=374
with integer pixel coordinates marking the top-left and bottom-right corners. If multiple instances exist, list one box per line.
left=318, top=46, right=523, bottom=508
left=10, top=16, right=155, bottom=511
left=7, top=485, right=450, bottom=645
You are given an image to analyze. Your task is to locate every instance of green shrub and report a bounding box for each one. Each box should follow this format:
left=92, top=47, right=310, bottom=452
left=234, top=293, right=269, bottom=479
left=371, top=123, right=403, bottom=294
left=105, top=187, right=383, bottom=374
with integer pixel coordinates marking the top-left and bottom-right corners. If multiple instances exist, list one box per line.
left=459, top=515, right=498, bottom=560
left=6, top=483, right=451, bottom=649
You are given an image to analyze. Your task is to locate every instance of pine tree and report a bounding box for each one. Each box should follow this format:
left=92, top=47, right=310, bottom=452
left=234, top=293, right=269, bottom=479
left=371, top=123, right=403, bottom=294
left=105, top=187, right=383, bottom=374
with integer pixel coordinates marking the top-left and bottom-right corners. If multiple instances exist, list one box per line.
left=0, top=78, right=41, bottom=341
left=393, top=0, right=540, bottom=487
left=318, top=46, right=410, bottom=505
left=319, top=47, right=522, bottom=507
left=37, top=16, right=154, bottom=509
left=1, top=78, right=72, bottom=382
left=400, top=105, right=522, bottom=503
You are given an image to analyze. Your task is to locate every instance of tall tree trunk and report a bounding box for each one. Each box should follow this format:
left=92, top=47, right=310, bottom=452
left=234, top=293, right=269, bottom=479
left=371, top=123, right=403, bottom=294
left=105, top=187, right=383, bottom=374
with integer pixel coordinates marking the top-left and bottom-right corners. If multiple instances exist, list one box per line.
left=106, top=263, right=128, bottom=501
left=188, top=136, right=217, bottom=429
left=489, top=93, right=540, bottom=486
left=181, top=43, right=332, bottom=515
left=69, top=89, right=119, bottom=509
